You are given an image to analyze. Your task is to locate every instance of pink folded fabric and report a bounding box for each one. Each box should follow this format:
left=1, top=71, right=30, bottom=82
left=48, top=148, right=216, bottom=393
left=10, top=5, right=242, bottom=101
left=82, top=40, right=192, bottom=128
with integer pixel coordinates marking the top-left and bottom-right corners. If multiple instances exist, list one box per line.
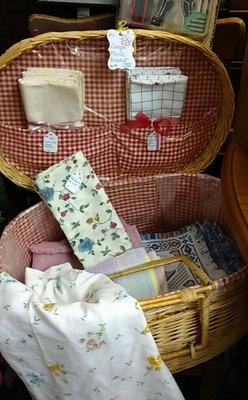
left=30, top=238, right=168, bottom=298
left=121, top=218, right=143, bottom=248
left=29, top=221, right=168, bottom=297
left=30, top=239, right=82, bottom=271
left=30, top=219, right=143, bottom=272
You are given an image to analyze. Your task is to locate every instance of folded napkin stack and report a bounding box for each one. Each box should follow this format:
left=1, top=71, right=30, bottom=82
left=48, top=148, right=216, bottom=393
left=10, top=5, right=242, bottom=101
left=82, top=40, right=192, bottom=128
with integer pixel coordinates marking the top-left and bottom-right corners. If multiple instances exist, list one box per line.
left=195, top=221, right=244, bottom=275
left=126, top=67, right=188, bottom=120
left=18, top=67, right=84, bottom=125
left=30, top=224, right=168, bottom=300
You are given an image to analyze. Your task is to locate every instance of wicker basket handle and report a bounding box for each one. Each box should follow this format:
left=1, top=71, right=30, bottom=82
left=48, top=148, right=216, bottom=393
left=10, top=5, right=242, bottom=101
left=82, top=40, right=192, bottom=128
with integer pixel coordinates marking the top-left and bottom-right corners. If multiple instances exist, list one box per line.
left=108, top=255, right=214, bottom=287
left=108, top=255, right=213, bottom=355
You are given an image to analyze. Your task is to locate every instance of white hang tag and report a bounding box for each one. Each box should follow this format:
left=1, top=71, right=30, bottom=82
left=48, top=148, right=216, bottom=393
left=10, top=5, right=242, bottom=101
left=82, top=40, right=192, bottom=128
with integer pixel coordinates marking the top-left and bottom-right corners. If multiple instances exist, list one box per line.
left=43, top=131, right=58, bottom=153
left=107, top=29, right=135, bottom=70
left=147, top=132, right=161, bottom=151
left=65, top=172, right=83, bottom=194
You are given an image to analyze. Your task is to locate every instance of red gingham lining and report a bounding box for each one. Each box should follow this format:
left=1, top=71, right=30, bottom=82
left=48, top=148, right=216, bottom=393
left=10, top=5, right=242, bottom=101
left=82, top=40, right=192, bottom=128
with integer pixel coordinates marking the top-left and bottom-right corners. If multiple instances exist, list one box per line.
left=0, top=37, right=222, bottom=179
left=0, top=124, right=119, bottom=178
left=116, top=114, right=218, bottom=174
left=0, top=174, right=244, bottom=290
left=0, top=205, right=63, bottom=282
left=158, top=174, right=222, bottom=231
left=102, top=174, right=226, bottom=231
left=215, top=267, right=248, bottom=289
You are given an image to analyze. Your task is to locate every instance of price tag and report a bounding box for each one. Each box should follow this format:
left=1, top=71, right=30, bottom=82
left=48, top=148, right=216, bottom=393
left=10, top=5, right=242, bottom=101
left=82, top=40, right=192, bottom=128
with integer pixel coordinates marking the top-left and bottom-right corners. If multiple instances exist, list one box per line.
left=147, top=132, right=161, bottom=151
left=107, top=29, right=135, bottom=70
left=43, top=132, right=58, bottom=153
left=65, top=172, right=83, bottom=194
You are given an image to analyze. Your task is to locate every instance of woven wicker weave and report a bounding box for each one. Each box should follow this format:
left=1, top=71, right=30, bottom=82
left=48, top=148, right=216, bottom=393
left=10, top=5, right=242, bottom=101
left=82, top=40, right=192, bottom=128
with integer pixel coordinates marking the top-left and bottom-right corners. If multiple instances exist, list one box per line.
left=0, top=32, right=244, bottom=373
left=1, top=174, right=248, bottom=373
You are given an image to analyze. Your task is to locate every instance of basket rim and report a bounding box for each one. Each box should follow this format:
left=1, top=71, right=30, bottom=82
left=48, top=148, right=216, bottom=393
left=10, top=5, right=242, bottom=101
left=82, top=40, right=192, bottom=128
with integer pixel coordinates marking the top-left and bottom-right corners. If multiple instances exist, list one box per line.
left=1, top=177, right=247, bottom=308
left=0, top=29, right=234, bottom=191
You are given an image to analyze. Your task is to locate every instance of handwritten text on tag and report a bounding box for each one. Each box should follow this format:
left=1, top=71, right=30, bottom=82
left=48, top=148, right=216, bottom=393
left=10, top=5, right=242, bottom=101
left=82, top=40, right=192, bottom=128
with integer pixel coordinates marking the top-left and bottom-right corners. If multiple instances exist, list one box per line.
left=65, top=172, right=83, bottom=194
left=107, top=29, right=135, bottom=70
left=43, top=132, right=58, bottom=153
left=147, top=132, right=161, bottom=151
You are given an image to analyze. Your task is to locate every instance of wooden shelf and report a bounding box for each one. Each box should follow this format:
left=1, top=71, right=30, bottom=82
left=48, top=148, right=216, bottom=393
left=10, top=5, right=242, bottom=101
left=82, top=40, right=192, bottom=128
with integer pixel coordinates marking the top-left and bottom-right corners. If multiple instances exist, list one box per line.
left=221, top=143, right=248, bottom=261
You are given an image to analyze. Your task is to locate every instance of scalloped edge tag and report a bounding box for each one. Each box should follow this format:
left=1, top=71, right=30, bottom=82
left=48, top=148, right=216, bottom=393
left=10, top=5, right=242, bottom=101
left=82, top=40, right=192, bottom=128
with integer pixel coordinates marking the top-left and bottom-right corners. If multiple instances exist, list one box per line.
left=107, top=29, right=135, bottom=71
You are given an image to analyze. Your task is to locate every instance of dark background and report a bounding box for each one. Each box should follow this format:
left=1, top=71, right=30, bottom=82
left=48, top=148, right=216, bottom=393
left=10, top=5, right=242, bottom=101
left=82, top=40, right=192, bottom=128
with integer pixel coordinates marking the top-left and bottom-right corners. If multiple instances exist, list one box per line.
left=0, top=1, right=248, bottom=399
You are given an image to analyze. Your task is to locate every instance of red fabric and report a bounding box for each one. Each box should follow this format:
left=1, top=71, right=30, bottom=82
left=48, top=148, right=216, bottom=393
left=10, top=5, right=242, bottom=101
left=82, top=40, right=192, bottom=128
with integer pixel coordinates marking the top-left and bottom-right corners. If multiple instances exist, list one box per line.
left=0, top=37, right=221, bottom=179
left=120, top=112, right=173, bottom=135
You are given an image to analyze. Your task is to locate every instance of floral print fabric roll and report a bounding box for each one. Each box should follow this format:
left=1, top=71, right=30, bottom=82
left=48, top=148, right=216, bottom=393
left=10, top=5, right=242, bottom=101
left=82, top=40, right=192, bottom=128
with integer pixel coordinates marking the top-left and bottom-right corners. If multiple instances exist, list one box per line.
left=0, top=265, right=185, bottom=400
left=35, top=151, right=132, bottom=269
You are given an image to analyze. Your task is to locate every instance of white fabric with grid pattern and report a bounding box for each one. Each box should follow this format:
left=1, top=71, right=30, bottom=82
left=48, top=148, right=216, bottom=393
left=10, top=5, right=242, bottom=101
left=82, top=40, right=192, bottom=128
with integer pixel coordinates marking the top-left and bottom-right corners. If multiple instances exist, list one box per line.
left=18, top=68, right=84, bottom=125
left=127, top=67, right=188, bottom=120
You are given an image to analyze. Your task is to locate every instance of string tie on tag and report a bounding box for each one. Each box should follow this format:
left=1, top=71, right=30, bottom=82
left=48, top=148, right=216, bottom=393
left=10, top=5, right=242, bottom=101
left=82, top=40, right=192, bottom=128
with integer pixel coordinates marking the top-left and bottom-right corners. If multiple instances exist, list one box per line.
left=116, top=19, right=129, bottom=32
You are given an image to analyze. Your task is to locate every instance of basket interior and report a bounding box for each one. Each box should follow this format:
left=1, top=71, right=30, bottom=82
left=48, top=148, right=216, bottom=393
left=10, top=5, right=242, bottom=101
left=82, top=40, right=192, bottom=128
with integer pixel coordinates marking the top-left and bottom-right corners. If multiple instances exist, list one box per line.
left=0, top=33, right=231, bottom=183
left=0, top=174, right=227, bottom=283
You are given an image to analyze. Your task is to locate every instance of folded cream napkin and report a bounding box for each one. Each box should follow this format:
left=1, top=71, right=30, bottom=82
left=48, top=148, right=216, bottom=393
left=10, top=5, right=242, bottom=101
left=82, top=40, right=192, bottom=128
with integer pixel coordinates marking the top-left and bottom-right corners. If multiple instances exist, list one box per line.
left=22, top=68, right=84, bottom=104
left=23, top=68, right=84, bottom=102
left=19, top=67, right=84, bottom=125
left=126, top=67, right=188, bottom=120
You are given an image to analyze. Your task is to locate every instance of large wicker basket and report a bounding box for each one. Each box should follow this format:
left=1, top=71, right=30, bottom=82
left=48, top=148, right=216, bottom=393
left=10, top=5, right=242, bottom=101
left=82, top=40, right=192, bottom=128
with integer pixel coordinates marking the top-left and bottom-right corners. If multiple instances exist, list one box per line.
left=0, top=30, right=247, bottom=373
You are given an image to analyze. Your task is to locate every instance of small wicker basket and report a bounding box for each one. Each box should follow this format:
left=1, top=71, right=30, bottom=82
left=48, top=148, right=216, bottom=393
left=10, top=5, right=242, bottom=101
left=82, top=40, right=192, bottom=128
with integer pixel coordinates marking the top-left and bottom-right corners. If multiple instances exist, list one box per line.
left=0, top=30, right=247, bottom=373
